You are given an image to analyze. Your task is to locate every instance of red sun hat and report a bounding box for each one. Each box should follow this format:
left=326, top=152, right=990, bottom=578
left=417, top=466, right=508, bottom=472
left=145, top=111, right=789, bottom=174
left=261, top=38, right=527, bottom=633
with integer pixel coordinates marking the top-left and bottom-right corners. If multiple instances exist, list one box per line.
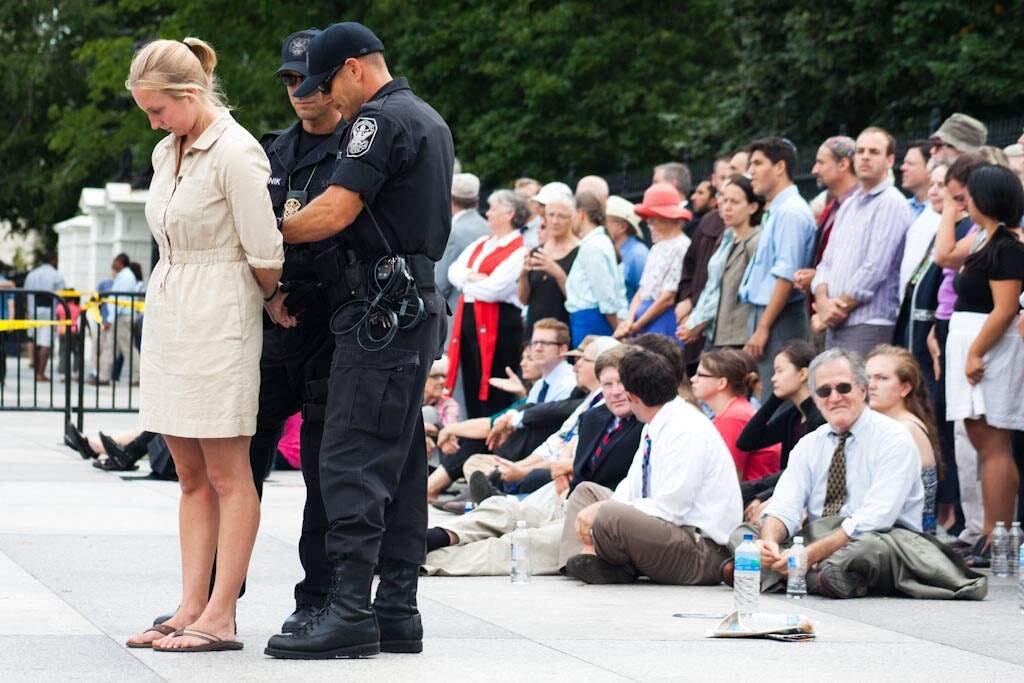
left=634, top=182, right=692, bottom=221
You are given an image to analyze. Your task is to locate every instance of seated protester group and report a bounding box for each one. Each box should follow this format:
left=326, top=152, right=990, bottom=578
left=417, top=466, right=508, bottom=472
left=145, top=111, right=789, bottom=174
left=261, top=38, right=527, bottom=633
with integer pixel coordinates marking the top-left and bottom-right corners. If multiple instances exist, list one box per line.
left=426, top=346, right=540, bottom=504
left=727, top=348, right=986, bottom=600
left=423, top=343, right=643, bottom=576
left=866, top=345, right=940, bottom=535
left=736, top=340, right=824, bottom=515
left=426, top=319, right=582, bottom=506
left=559, top=347, right=743, bottom=585
left=464, top=336, right=622, bottom=503
left=690, top=348, right=781, bottom=482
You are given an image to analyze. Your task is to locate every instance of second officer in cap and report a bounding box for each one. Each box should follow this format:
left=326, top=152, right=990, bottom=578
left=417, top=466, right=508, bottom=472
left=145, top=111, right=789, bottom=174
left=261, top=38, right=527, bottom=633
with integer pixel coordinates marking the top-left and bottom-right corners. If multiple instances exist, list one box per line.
left=253, top=28, right=346, bottom=634
left=264, top=21, right=454, bottom=660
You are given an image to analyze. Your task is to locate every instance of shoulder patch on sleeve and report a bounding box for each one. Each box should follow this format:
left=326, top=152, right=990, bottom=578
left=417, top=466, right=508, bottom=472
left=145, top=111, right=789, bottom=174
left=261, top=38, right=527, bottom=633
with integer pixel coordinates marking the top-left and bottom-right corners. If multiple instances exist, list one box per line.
left=346, top=117, right=378, bottom=158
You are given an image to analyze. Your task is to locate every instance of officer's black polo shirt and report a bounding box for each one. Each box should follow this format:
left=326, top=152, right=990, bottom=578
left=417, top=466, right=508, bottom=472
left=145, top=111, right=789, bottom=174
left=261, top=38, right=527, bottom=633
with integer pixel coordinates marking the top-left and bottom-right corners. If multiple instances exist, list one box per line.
left=328, top=77, right=455, bottom=261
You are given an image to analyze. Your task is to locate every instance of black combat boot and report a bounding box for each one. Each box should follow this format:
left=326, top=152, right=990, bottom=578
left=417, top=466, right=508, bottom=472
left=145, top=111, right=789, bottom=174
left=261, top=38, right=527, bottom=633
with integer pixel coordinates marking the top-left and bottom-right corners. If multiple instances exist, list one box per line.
left=264, top=560, right=380, bottom=659
left=373, top=560, right=423, bottom=653
left=280, top=604, right=321, bottom=634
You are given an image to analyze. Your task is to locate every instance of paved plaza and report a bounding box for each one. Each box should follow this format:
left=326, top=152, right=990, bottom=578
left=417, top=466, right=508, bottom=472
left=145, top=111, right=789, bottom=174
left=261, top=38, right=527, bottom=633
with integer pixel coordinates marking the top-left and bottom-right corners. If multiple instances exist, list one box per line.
left=2, top=410, right=1023, bottom=682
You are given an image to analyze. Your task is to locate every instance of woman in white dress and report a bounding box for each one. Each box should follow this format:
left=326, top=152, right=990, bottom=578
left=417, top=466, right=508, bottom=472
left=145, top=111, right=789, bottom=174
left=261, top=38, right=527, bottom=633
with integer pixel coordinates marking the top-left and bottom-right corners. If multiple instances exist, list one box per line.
left=124, top=38, right=285, bottom=652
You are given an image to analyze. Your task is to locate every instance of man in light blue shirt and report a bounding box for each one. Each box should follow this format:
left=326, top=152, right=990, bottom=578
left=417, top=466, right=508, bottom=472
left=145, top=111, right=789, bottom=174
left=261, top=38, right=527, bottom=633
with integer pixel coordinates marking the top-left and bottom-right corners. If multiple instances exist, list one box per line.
left=738, top=138, right=816, bottom=398
left=96, top=253, right=140, bottom=385
left=23, top=252, right=66, bottom=381
left=900, top=140, right=931, bottom=219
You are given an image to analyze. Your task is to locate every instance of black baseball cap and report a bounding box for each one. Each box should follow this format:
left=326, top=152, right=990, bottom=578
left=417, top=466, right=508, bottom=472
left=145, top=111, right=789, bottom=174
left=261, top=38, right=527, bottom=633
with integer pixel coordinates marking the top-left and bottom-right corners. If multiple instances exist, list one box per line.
left=293, top=22, right=385, bottom=98
left=276, top=29, right=319, bottom=77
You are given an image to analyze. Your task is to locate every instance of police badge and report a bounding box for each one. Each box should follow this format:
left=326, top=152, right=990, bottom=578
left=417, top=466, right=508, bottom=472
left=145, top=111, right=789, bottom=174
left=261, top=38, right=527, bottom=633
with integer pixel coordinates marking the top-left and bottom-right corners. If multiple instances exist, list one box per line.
left=288, top=36, right=310, bottom=57
left=346, top=117, right=378, bottom=158
left=283, top=190, right=307, bottom=219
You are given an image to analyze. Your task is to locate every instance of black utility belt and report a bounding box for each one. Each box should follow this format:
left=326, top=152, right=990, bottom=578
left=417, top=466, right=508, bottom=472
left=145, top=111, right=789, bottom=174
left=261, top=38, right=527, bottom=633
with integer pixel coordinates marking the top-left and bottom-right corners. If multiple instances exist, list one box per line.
left=314, top=248, right=435, bottom=350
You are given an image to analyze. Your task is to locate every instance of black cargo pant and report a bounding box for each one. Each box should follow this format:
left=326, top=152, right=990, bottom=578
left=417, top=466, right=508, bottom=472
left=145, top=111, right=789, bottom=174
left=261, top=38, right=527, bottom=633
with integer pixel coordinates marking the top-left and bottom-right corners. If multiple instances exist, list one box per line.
left=249, top=323, right=334, bottom=608
left=320, top=289, right=446, bottom=566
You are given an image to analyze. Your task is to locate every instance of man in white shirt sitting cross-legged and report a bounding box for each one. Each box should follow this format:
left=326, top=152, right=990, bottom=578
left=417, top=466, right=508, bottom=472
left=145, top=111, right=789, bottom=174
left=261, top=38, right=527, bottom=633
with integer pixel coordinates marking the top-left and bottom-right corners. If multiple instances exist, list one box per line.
left=559, top=347, right=742, bottom=585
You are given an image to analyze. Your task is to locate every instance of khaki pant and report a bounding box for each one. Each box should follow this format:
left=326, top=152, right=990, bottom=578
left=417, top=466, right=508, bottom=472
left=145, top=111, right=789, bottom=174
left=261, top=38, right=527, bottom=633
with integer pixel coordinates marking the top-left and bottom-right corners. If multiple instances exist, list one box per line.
left=99, top=314, right=140, bottom=383
left=559, top=482, right=729, bottom=585
left=423, top=483, right=564, bottom=576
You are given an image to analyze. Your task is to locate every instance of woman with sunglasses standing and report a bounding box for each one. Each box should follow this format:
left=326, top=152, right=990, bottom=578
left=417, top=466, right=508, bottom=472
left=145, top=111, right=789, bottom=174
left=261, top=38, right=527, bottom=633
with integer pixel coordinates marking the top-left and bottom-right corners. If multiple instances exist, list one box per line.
left=944, top=164, right=1024, bottom=565
left=125, top=38, right=284, bottom=651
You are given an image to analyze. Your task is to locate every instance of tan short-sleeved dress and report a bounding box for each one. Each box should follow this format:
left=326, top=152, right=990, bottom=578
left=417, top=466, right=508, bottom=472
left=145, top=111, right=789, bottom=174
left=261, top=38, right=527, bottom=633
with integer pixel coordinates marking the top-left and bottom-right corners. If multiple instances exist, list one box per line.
left=139, top=111, right=284, bottom=438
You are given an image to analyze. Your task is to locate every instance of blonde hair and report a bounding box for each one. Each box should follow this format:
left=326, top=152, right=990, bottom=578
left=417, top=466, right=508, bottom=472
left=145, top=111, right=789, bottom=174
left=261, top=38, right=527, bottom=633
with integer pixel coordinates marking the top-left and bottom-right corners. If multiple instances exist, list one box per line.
left=125, top=37, right=228, bottom=108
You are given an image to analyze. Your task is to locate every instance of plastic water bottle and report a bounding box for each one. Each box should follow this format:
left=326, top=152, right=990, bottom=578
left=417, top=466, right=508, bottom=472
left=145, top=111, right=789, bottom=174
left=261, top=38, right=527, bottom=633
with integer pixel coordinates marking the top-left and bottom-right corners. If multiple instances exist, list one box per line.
left=786, top=536, right=808, bottom=599
left=1009, top=522, right=1023, bottom=578
left=510, top=520, right=530, bottom=584
left=1018, top=544, right=1024, bottom=614
left=992, top=522, right=1010, bottom=577
left=733, top=533, right=760, bottom=621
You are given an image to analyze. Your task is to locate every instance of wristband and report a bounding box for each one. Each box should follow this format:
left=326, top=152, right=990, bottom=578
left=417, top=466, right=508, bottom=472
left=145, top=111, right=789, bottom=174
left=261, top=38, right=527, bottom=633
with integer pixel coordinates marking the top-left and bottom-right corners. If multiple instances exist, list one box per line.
left=264, top=283, right=279, bottom=302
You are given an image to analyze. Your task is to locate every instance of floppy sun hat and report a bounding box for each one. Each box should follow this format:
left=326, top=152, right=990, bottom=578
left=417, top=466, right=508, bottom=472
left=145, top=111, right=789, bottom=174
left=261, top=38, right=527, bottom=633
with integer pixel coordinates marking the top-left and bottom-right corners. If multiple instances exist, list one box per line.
left=634, top=182, right=690, bottom=220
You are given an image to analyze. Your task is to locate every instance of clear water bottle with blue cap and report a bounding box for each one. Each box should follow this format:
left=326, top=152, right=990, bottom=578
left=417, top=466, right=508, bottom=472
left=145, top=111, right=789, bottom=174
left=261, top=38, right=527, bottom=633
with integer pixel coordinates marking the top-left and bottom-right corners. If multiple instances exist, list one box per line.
left=734, top=533, right=760, bottom=621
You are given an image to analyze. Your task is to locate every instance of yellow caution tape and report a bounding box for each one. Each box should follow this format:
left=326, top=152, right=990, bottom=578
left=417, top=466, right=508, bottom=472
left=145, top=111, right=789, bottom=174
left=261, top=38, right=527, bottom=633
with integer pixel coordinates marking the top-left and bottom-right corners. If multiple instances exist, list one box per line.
left=0, top=319, right=74, bottom=332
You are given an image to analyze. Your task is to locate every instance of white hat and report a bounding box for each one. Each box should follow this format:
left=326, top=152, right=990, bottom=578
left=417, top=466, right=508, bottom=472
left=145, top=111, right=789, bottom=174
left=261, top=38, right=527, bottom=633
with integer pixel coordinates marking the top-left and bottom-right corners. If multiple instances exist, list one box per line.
left=532, top=181, right=573, bottom=206
left=605, top=195, right=642, bottom=237
left=563, top=335, right=621, bottom=359
left=452, top=173, right=480, bottom=200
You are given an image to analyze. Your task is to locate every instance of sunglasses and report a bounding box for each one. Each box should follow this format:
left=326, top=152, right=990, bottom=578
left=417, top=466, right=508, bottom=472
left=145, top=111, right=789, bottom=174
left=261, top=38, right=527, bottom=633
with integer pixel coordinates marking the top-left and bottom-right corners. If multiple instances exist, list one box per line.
left=317, top=64, right=343, bottom=94
left=279, top=73, right=303, bottom=88
left=814, top=382, right=854, bottom=398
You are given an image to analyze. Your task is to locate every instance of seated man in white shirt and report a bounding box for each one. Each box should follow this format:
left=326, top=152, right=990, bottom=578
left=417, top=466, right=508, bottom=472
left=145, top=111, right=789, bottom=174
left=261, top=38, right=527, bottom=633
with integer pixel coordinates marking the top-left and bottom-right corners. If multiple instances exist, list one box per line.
left=559, top=347, right=743, bottom=585
left=461, top=335, right=620, bottom=501
left=422, top=344, right=641, bottom=576
left=733, top=348, right=926, bottom=598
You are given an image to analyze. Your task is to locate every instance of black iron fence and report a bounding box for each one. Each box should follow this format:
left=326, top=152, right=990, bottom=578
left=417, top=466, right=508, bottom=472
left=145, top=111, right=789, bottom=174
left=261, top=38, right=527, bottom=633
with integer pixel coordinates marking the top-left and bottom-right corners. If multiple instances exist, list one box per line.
left=0, top=288, right=145, bottom=432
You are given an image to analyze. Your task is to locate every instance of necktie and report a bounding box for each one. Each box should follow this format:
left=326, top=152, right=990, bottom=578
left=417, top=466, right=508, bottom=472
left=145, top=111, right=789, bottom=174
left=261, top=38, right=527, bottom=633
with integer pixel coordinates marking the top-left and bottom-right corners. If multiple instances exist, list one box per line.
left=588, top=417, right=624, bottom=470
left=536, top=380, right=549, bottom=403
left=640, top=434, right=653, bottom=498
left=822, top=432, right=850, bottom=517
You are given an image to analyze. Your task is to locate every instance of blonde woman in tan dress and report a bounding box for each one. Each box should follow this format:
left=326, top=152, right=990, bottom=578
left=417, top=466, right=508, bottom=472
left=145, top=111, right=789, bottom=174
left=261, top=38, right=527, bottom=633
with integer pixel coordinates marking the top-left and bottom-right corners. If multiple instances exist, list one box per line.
left=124, top=38, right=286, bottom=652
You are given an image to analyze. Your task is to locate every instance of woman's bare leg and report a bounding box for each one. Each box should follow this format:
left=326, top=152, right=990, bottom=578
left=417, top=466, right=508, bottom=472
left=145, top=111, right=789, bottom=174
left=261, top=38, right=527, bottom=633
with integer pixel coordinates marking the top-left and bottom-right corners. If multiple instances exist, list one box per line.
left=128, top=436, right=217, bottom=646
left=964, top=418, right=1019, bottom=538
left=158, top=436, right=259, bottom=648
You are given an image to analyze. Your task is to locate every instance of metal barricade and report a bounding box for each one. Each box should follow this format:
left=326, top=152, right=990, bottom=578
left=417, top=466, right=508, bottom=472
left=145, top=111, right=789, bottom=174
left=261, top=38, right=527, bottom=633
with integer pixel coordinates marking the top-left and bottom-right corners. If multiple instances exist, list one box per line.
left=73, top=290, right=146, bottom=430
left=0, top=288, right=75, bottom=425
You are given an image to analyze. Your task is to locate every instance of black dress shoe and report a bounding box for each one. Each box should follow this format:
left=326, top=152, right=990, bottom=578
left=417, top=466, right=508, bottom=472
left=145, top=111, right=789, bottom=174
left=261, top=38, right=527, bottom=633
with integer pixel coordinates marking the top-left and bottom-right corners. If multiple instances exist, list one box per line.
left=99, top=432, right=139, bottom=470
left=565, top=554, right=637, bottom=584
left=469, top=470, right=502, bottom=505
left=265, top=560, right=380, bottom=659
left=66, top=423, right=99, bottom=460
left=281, top=605, right=320, bottom=634
left=374, top=560, right=423, bottom=654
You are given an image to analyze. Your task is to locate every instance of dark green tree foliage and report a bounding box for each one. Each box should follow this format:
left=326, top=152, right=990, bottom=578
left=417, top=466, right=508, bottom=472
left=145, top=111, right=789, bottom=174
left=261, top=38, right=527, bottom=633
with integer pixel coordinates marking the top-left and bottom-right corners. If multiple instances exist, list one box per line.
left=697, top=0, right=1024, bottom=154
left=2, top=0, right=1023, bottom=237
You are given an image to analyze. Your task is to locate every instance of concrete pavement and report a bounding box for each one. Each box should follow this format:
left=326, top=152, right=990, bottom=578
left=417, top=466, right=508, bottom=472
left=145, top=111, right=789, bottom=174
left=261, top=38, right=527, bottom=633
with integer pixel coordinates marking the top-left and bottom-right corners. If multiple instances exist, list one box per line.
left=1, top=410, right=1022, bottom=682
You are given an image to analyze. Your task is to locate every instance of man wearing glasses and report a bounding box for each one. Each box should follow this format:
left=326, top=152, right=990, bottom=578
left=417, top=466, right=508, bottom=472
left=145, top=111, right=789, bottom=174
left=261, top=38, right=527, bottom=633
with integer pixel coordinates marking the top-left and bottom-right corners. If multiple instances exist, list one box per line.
left=244, top=28, right=348, bottom=638
left=928, top=112, right=987, bottom=164
left=731, top=348, right=931, bottom=598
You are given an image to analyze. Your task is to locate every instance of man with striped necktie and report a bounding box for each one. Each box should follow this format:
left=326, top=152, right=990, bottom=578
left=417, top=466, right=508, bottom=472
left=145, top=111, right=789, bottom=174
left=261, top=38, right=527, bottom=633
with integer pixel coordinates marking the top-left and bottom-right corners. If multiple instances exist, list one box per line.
left=728, top=349, right=983, bottom=600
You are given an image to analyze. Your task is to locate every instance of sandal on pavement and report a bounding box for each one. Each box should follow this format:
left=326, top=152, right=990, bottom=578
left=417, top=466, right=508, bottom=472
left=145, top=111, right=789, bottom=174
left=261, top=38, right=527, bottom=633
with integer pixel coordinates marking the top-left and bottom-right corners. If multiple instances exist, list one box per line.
left=125, top=623, right=177, bottom=649
left=153, top=628, right=243, bottom=653
left=66, top=423, right=99, bottom=460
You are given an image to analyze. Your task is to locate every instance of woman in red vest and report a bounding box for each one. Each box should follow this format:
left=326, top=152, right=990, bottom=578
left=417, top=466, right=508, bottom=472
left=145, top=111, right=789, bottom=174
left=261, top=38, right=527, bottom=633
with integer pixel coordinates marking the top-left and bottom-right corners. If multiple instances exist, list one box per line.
left=447, top=189, right=529, bottom=417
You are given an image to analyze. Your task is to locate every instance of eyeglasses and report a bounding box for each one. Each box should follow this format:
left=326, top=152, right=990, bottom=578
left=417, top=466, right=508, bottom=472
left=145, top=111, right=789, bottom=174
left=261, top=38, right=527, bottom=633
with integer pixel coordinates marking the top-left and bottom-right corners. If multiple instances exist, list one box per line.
left=530, top=340, right=562, bottom=348
left=279, top=73, right=303, bottom=88
left=317, top=64, right=343, bottom=94
left=814, top=382, right=854, bottom=398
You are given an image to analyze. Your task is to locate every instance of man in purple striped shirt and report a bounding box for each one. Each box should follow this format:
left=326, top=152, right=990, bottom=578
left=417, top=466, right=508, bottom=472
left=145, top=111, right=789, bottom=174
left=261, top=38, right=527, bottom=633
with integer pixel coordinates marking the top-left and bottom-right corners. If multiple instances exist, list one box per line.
left=812, top=127, right=913, bottom=356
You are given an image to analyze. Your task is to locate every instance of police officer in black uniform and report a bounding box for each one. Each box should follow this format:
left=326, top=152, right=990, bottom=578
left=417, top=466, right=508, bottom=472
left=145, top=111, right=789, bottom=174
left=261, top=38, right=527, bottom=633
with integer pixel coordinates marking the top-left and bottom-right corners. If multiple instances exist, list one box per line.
left=264, top=22, right=454, bottom=660
left=252, top=28, right=347, bottom=633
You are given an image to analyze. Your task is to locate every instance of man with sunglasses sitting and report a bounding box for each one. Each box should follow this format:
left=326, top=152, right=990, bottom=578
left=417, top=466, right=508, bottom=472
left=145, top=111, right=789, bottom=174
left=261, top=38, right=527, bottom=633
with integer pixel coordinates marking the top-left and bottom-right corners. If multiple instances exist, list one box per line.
left=727, top=348, right=984, bottom=599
